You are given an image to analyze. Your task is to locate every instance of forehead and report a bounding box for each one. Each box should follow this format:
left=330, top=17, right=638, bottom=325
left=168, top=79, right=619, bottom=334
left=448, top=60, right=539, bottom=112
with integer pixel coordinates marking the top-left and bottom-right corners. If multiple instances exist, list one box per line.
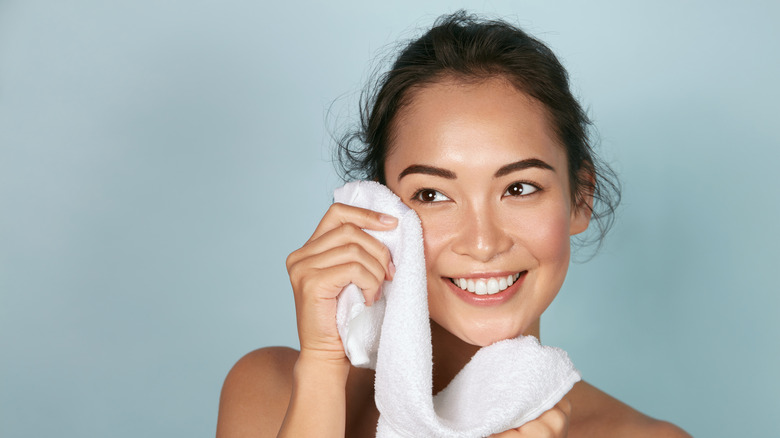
left=385, top=77, right=566, bottom=175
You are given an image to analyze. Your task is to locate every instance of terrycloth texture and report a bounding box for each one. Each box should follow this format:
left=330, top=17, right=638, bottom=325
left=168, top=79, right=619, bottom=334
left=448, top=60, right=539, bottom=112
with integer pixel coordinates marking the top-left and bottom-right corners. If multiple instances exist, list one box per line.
left=334, top=181, right=581, bottom=438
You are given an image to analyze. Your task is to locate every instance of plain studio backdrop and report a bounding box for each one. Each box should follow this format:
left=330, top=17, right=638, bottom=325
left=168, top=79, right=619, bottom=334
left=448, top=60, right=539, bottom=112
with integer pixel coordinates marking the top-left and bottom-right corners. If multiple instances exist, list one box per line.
left=1, top=1, right=778, bottom=436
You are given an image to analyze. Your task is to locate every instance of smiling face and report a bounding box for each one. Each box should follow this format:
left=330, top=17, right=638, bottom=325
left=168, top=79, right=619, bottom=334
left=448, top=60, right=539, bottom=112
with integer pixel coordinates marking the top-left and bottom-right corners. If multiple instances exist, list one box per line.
left=384, top=77, right=591, bottom=346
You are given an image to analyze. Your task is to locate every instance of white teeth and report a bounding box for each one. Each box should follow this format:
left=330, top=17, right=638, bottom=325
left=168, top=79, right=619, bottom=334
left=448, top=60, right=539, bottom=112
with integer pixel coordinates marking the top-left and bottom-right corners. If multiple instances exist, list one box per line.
left=487, top=278, right=499, bottom=294
left=488, top=278, right=499, bottom=294
left=450, top=273, right=523, bottom=296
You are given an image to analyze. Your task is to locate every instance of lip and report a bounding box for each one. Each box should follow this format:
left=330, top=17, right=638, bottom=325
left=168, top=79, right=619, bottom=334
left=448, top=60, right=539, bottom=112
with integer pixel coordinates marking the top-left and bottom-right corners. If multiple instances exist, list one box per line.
left=444, top=271, right=526, bottom=307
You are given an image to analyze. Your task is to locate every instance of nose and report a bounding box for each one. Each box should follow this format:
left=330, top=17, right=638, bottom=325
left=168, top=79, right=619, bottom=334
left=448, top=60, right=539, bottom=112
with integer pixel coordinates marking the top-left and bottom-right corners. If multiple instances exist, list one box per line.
left=451, top=204, right=513, bottom=262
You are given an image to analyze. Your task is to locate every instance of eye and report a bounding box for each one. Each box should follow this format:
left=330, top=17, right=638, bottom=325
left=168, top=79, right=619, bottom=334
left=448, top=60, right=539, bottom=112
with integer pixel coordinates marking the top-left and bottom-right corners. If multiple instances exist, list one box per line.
left=504, top=182, right=539, bottom=197
left=412, top=188, right=451, bottom=203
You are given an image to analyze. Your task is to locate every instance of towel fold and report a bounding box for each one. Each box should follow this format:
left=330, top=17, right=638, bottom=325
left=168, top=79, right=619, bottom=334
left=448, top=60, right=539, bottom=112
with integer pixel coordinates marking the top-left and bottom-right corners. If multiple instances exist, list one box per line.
left=334, top=181, right=581, bottom=438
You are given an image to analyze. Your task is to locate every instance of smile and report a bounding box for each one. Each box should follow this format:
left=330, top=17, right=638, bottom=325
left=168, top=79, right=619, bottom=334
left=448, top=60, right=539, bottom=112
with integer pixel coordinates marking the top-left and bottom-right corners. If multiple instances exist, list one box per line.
left=449, top=273, right=522, bottom=295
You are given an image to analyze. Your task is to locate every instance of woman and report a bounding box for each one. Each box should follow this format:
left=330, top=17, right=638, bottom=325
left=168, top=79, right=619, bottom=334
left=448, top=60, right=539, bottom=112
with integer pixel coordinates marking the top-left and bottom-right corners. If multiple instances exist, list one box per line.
left=217, top=12, right=690, bottom=437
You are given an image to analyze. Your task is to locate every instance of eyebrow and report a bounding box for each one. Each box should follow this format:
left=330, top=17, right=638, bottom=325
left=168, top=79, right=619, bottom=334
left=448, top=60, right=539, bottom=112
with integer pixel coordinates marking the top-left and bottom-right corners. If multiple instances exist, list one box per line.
left=397, top=158, right=555, bottom=181
left=398, top=164, right=456, bottom=181
left=494, top=158, right=555, bottom=178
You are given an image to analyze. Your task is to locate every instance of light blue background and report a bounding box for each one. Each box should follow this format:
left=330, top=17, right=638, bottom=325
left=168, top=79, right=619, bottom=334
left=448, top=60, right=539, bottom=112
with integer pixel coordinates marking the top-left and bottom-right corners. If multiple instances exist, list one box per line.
left=1, top=1, right=778, bottom=436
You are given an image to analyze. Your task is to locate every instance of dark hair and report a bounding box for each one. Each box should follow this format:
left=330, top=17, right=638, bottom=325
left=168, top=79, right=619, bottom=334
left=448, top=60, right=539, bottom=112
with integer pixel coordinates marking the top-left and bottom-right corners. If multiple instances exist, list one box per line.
left=336, top=11, right=620, bottom=251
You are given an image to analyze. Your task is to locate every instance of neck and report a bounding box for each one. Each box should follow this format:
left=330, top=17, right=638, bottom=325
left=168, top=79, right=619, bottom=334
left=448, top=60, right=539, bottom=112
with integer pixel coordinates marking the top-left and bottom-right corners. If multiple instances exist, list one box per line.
left=430, top=319, right=541, bottom=395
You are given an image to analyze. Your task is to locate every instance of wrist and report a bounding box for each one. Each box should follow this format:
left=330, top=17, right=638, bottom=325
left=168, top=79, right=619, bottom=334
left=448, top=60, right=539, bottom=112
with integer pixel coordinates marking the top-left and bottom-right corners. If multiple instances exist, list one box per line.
left=278, top=352, right=350, bottom=437
left=294, top=350, right=351, bottom=384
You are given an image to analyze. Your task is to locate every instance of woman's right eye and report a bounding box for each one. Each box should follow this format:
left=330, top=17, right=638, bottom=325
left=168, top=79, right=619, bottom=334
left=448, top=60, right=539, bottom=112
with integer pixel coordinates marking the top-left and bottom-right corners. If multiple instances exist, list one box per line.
left=412, top=189, right=450, bottom=203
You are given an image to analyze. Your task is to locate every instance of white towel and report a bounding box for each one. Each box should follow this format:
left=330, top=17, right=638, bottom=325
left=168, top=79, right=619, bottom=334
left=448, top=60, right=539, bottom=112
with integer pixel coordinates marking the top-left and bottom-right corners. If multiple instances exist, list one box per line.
left=334, top=181, right=581, bottom=438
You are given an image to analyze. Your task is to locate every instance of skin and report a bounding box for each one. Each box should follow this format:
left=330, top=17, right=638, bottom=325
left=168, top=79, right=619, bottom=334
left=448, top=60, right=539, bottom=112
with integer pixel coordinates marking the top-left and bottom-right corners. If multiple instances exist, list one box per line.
left=216, top=77, right=691, bottom=437
left=383, top=76, right=586, bottom=349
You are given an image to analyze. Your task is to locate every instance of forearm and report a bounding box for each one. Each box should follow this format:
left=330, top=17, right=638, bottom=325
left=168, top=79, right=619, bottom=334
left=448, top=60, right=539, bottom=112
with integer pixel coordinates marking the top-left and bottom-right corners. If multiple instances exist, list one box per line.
left=277, top=354, right=350, bottom=437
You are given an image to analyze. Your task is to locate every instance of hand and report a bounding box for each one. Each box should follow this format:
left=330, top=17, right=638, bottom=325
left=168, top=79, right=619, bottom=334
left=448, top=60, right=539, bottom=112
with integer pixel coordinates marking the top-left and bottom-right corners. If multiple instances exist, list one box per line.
left=285, top=202, right=397, bottom=366
left=489, top=398, right=572, bottom=437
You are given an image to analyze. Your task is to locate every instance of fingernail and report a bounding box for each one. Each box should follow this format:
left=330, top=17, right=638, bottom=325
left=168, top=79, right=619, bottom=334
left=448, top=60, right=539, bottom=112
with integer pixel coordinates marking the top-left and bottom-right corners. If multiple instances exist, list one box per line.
left=379, top=214, right=397, bottom=225
left=388, top=261, right=396, bottom=279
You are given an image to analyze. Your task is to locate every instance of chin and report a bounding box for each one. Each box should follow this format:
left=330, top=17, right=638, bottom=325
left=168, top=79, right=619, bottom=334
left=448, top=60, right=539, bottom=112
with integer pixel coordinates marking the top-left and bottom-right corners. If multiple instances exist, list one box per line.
left=446, top=318, right=527, bottom=347
left=462, top=332, right=513, bottom=347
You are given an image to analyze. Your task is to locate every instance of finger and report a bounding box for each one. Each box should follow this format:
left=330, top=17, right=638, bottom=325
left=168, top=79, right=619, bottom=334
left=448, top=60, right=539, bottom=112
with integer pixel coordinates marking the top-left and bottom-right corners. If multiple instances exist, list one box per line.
left=308, top=203, right=397, bottom=242
left=290, top=222, right=394, bottom=280
left=299, top=260, right=387, bottom=305
left=557, top=397, right=572, bottom=418
left=488, top=429, right=524, bottom=437
left=490, top=399, right=572, bottom=437
left=292, top=244, right=388, bottom=303
left=523, top=401, right=569, bottom=436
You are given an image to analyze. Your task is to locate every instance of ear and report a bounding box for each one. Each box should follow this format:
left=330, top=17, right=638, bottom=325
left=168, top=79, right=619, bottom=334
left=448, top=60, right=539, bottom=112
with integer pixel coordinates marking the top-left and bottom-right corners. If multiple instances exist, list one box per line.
left=569, top=169, right=594, bottom=236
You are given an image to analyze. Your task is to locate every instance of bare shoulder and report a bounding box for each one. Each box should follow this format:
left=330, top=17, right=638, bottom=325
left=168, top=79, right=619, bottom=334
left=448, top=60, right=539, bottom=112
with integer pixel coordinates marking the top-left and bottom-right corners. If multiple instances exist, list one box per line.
left=568, top=380, right=691, bottom=438
left=216, top=346, right=299, bottom=438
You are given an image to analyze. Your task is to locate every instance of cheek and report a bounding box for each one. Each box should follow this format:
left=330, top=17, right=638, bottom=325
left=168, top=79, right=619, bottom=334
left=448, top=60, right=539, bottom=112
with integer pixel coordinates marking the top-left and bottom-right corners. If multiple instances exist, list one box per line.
left=416, top=213, right=457, bottom=268
left=516, top=204, right=572, bottom=265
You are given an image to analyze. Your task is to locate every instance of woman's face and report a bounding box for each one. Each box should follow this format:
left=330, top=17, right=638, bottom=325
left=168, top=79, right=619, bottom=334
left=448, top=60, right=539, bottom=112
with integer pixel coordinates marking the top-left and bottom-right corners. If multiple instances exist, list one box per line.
left=384, top=77, right=590, bottom=346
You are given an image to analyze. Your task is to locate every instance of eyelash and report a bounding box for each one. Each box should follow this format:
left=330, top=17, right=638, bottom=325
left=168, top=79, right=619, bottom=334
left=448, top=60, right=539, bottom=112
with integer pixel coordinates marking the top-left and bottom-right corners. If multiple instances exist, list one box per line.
left=411, top=188, right=450, bottom=204
left=503, top=181, right=541, bottom=197
left=410, top=181, right=541, bottom=204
